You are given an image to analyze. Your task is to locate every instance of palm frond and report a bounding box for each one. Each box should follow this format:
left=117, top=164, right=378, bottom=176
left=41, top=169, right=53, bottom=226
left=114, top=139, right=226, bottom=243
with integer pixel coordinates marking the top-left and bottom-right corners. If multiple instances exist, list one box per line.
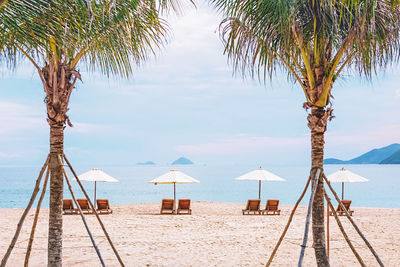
left=1, top=0, right=193, bottom=77
left=211, top=0, right=400, bottom=105
left=0, top=0, right=58, bottom=68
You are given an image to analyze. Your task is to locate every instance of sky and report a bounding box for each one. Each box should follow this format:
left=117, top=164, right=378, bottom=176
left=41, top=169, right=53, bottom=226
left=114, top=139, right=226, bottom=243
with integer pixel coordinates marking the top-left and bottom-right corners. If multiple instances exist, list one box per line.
left=0, top=2, right=400, bottom=166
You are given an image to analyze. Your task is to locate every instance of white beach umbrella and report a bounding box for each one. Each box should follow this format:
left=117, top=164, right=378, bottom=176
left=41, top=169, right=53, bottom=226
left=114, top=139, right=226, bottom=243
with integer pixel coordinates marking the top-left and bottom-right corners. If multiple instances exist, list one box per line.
left=149, top=169, right=199, bottom=211
left=235, top=167, right=285, bottom=199
left=326, top=167, right=368, bottom=200
left=78, top=168, right=119, bottom=207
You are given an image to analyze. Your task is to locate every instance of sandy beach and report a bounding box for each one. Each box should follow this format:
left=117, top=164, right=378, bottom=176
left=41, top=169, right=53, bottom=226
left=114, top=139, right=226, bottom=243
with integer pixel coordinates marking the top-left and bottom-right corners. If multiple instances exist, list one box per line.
left=0, top=201, right=399, bottom=266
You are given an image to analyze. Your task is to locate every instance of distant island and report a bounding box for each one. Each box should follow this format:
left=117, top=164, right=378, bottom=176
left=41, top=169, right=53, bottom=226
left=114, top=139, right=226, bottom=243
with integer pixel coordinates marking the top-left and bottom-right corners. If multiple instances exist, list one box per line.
left=136, top=161, right=156, bottom=165
left=324, top=143, right=400, bottom=164
left=172, top=157, right=194, bottom=165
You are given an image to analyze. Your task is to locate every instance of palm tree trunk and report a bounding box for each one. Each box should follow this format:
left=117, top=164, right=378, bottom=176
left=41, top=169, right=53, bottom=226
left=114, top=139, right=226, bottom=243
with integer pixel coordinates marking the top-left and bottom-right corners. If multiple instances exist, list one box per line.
left=309, top=106, right=330, bottom=267
left=48, top=123, right=64, bottom=267
left=41, top=60, right=77, bottom=266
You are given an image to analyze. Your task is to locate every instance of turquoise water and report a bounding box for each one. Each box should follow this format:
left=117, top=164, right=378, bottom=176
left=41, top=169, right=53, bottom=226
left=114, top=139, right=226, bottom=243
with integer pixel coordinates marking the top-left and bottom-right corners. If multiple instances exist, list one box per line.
left=0, top=164, right=399, bottom=209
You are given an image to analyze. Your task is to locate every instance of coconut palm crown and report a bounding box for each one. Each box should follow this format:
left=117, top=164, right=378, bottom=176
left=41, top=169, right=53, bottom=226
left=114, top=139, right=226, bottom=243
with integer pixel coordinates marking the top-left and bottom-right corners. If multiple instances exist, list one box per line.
left=210, top=0, right=400, bottom=266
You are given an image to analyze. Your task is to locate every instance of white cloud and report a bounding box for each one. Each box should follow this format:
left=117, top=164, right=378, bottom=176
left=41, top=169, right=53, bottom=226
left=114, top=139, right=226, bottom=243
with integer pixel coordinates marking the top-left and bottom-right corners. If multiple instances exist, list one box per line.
left=326, top=124, right=400, bottom=147
left=0, top=102, right=45, bottom=138
left=80, top=2, right=249, bottom=97
left=175, top=134, right=307, bottom=156
left=67, top=122, right=107, bottom=134
left=0, top=151, right=20, bottom=158
left=64, top=146, right=93, bottom=156
left=0, top=61, right=38, bottom=80
left=176, top=123, right=400, bottom=159
left=0, top=101, right=106, bottom=138
left=322, top=124, right=400, bottom=160
left=396, top=88, right=400, bottom=97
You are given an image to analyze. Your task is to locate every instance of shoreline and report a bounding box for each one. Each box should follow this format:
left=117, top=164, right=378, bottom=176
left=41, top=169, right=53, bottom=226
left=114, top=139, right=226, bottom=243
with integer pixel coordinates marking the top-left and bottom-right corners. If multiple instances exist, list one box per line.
left=2, top=200, right=399, bottom=210
left=1, top=201, right=399, bottom=266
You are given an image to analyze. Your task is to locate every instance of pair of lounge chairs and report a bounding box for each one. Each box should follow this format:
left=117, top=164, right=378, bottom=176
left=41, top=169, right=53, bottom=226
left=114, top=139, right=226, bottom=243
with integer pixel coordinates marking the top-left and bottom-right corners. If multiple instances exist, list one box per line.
left=330, top=200, right=354, bottom=216
left=160, top=199, right=191, bottom=214
left=242, top=199, right=281, bottom=215
left=63, top=199, right=112, bottom=215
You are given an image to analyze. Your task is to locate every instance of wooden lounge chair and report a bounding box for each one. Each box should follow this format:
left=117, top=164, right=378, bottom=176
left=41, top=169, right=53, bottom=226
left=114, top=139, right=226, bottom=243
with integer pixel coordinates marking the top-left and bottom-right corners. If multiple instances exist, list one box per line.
left=160, top=199, right=175, bottom=214
left=177, top=199, right=192, bottom=215
left=330, top=200, right=354, bottom=216
left=261, top=199, right=281, bottom=215
left=63, top=199, right=76, bottom=215
left=242, top=199, right=261, bottom=215
left=96, top=199, right=112, bottom=214
left=77, top=199, right=92, bottom=214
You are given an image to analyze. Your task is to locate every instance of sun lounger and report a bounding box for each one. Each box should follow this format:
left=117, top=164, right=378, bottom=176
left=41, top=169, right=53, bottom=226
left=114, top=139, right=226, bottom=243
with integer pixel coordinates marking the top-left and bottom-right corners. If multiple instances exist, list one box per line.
left=77, top=199, right=92, bottom=214
left=160, top=199, right=175, bottom=214
left=261, top=199, right=281, bottom=215
left=330, top=200, right=354, bottom=216
left=96, top=199, right=112, bottom=214
left=63, top=199, right=76, bottom=215
left=177, top=199, right=192, bottom=215
left=242, top=199, right=261, bottom=215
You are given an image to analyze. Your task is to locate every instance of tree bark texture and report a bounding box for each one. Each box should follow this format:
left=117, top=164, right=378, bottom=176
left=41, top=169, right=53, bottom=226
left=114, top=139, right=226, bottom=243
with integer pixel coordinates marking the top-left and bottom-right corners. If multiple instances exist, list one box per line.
left=48, top=124, right=64, bottom=267
left=308, top=106, right=332, bottom=267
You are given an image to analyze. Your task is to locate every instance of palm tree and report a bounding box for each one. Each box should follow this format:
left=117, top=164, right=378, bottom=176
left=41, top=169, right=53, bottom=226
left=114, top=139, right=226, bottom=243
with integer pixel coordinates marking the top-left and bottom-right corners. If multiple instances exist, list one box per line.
left=1, top=0, right=187, bottom=265
left=210, top=0, right=400, bottom=265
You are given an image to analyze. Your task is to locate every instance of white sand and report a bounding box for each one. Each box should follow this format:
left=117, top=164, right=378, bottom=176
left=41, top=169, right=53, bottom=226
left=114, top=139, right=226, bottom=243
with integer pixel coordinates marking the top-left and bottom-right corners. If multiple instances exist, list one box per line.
left=0, top=202, right=399, bottom=266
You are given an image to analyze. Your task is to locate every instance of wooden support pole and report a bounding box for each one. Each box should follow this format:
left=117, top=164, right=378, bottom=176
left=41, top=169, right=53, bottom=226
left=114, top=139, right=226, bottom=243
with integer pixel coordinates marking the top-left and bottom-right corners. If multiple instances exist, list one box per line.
left=63, top=154, right=125, bottom=267
left=323, top=175, right=384, bottom=267
left=1, top=156, right=49, bottom=267
left=59, top=156, right=106, bottom=267
left=24, top=167, right=50, bottom=267
left=327, top=201, right=329, bottom=260
left=298, top=168, right=321, bottom=267
left=265, top=175, right=312, bottom=267
left=324, top=190, right=366, bottom=267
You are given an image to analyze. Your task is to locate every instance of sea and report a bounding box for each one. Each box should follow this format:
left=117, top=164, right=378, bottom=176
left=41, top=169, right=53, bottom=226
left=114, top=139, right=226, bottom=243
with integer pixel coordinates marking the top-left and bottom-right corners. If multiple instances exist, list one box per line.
left=0, top=164, right=399, bottom=209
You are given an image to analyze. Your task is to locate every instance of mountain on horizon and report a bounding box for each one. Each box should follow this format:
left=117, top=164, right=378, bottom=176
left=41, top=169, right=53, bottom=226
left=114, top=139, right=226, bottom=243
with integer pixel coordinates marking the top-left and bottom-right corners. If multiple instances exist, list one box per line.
left=380, top=149, right=400, bottom=164
left=172, top=157, right=194, bottom=165
left=324, top=143, right=400, bottom=164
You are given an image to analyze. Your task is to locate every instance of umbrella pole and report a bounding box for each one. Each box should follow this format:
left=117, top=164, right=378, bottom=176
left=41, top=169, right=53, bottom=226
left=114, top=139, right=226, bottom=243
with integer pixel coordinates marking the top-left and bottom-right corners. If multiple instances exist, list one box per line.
left=342, top=182, right=344, bottom=200
left=259, top=180, right=261, bottom=200
left=94, top=181, right=97, bottom=209
left=174, top=182, right=176, bottom=214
